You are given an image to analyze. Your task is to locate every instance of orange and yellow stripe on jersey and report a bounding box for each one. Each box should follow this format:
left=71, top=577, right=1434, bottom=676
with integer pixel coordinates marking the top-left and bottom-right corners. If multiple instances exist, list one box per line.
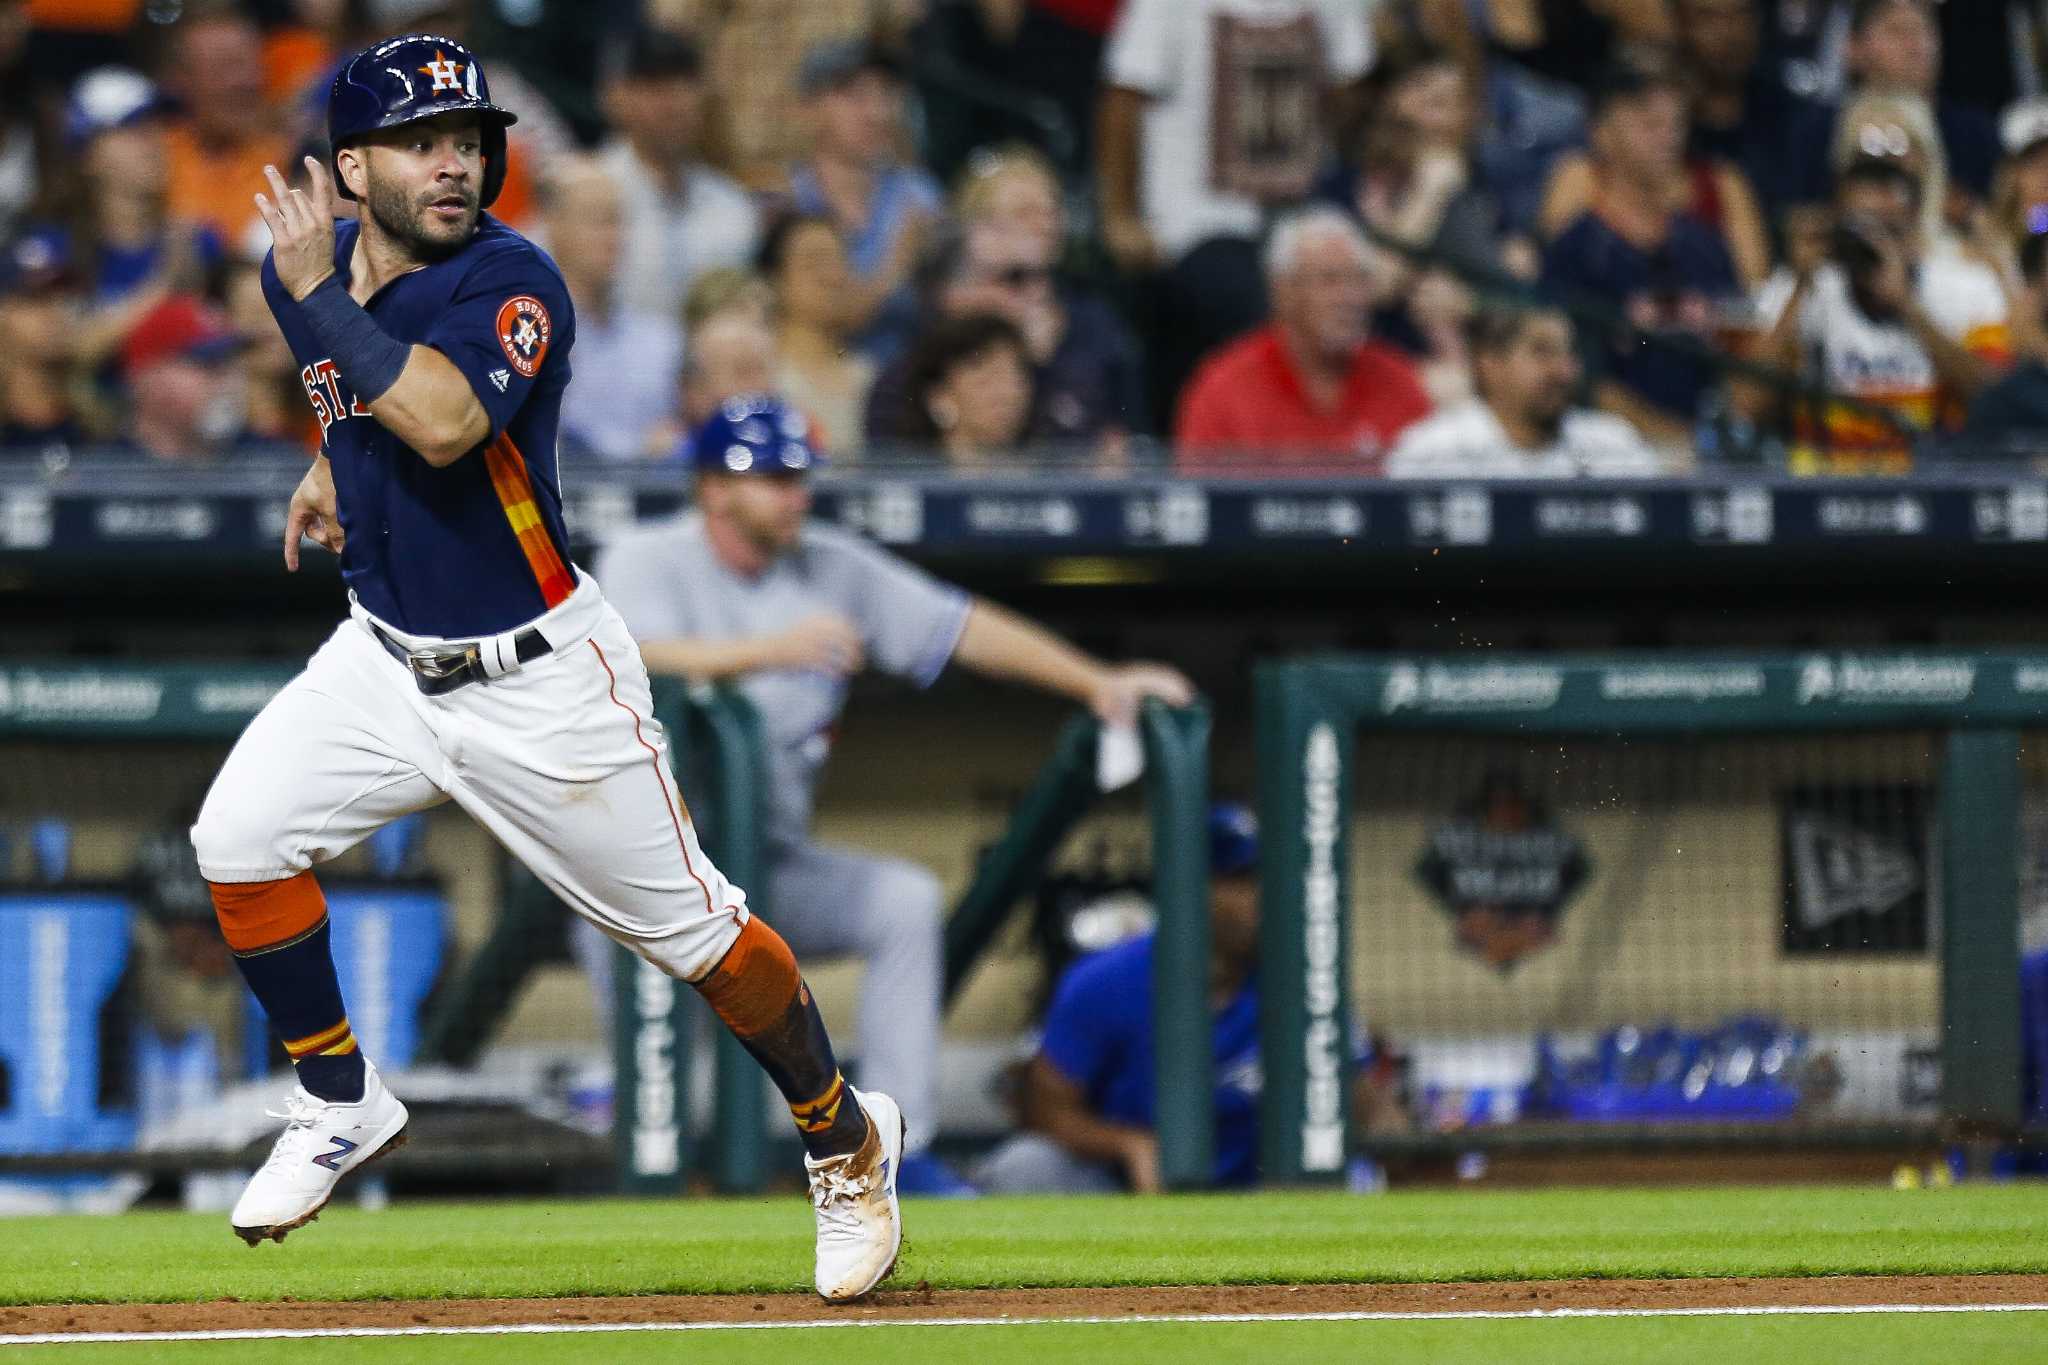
left=482, top=433, right=574, bottom=608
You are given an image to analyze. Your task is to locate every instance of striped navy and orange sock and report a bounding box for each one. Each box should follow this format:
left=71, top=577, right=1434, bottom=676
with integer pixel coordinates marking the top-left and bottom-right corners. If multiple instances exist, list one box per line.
left=209, top=871, right=366, bottom=1104
left=697, top=918, right=869, bottom=1159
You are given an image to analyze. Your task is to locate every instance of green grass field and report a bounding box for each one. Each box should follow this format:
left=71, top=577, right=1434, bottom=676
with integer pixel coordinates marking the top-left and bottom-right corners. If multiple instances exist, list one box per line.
left=12, top=1317, right=2048, bottom=1365
left=4, top=1186, right=2047, bottom=1360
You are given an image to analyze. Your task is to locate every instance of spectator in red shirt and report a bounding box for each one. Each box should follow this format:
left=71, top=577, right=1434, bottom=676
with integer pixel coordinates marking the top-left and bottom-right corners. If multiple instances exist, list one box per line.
left=1175, top=208, right=1432, bottom=473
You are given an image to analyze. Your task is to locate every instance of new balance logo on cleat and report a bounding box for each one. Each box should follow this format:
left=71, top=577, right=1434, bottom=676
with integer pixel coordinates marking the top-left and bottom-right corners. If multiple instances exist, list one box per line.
left=312, top=1136, right=358, bottom=1171
left=231, top=1063, right=409, bottom=1247
left=489, top=369, right=511, bottom=392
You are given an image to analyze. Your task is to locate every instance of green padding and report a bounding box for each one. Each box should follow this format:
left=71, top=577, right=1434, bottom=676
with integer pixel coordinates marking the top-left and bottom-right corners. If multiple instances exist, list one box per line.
left=941, top=713, right=1101, bottom=1003
left=1941, top=730, right=2024, bottom=1129
left=1143, top=701, right=1214, bottom=1190
left=647, top=680, right=769, bottom=1194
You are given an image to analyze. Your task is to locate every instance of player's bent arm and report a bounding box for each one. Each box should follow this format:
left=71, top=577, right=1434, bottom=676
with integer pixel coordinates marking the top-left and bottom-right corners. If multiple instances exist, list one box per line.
left=952, top=599, right=1111, bottom=705
left=284, top=271, right=488, bottom=466
left=637, top=636, right=796, bottom=682
left=366, top=344, right=493, bottom=466
left=1021, top=1055, right=1155, bottom=1173
left=954, top=599, right=1195, bottom=725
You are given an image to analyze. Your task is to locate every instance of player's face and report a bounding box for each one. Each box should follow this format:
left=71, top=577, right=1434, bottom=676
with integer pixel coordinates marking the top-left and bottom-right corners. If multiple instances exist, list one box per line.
left=1209, top=874, right=1261, bottom=964
left=356, top=115, right=485, bottom=261
left=713, top=472, right=810, bottom=553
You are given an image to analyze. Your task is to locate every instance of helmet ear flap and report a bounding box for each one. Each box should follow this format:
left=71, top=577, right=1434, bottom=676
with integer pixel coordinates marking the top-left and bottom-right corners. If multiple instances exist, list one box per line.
left=479, top=121, right=508, bottom=208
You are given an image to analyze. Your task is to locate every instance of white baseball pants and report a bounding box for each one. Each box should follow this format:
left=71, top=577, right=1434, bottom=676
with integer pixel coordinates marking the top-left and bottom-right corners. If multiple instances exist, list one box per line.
left=191, top=571, right=748, bottom=984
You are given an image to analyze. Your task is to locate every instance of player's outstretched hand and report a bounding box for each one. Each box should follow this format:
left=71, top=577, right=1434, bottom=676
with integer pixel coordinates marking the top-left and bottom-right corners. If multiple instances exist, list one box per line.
left=256, top=157, right=340, bottom=302
left=1089, top=663, right=1196, bottom=728
left=779, top=613, right=865, bottom=676
left=284, top=454, right=344, bottom=570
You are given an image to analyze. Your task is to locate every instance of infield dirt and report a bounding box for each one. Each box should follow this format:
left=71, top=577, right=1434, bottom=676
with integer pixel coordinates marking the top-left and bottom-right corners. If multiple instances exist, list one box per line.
left=5, top=1275, right=2047, bottom=1337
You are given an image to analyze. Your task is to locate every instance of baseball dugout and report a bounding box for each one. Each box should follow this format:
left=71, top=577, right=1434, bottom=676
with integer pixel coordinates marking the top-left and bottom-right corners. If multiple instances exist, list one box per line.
left=1255, top=652, right=2048, bottom=1184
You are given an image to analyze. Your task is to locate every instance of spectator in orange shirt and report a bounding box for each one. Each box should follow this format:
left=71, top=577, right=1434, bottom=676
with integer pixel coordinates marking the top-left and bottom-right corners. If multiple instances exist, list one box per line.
left=1175, top=208, right=1431, bottom=474
left=159, top=3, right=286, bottom=248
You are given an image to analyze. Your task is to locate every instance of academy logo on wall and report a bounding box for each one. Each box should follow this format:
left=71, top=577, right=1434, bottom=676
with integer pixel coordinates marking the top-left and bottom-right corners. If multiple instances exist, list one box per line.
left=1780, top=785, right=1930, bottom=953
left=1415, top=772, right=1589, bottom=971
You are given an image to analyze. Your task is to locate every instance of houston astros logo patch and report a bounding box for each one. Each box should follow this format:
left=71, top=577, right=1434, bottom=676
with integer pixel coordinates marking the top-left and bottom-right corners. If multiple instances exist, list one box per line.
left=496, top=296, right=551, bottom=379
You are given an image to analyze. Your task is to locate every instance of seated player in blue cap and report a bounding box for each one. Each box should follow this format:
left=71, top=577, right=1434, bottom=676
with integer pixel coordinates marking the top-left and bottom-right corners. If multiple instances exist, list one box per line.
left=593, top=393, right=1195, bottom=1196
left=973, top=801, right=1267, bottom=1193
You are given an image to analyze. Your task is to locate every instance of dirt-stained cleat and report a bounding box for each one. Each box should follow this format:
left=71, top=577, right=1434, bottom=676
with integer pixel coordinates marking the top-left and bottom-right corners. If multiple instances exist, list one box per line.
left=230, top=1061, right=408, bottom=1246
left=806, top=1088, right=906, bottom=1302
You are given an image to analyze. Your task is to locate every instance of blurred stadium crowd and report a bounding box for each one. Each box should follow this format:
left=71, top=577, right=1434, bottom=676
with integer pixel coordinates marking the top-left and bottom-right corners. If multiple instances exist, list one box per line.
left=7, top=0, right=2048, bottom=477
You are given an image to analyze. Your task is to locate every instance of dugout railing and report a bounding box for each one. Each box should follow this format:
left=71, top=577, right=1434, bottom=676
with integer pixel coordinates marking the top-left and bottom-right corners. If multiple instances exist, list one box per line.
left=1255, top=652, right=2038, bottom=1184
left=617, top=683, right=1218, bottom=1194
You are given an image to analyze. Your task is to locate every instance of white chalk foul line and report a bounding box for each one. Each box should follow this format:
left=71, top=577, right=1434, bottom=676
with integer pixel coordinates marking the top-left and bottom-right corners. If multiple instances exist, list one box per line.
left=4, top=1302, right=2048, bottom=1346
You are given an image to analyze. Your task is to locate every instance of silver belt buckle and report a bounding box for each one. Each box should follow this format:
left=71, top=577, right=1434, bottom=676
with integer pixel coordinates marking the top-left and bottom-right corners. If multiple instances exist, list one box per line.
left=409, top=645, right=479, bottom=680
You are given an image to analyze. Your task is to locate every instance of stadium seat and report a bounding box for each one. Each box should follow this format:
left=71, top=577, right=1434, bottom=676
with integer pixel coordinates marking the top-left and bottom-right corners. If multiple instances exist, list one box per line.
left=0, top=892, right=137, bottom=1154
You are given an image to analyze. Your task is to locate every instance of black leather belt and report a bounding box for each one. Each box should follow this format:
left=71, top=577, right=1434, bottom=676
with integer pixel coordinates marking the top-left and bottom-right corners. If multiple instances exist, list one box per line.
left=370, top=622, right=551, bottom=695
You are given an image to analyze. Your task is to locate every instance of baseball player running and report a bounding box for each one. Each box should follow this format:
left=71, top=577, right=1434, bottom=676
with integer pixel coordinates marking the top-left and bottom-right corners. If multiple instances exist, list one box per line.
left=191, top=34, right=902, bottom=1302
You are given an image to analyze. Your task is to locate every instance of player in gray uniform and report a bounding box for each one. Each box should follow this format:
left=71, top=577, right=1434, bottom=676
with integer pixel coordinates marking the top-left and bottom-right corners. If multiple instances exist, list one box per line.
left=594, top=395, right=1192, bottom=1194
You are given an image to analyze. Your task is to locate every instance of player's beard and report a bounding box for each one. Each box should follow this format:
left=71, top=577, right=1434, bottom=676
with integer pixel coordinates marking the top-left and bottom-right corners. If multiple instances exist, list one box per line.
left=362, top=174, right=478, bottom=263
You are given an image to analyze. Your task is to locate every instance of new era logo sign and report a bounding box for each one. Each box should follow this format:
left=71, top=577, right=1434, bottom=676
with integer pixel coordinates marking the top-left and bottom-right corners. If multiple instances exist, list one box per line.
left=312, top=1136, right=358, bottom=1171
left=489, top=369, right=511, bottom=392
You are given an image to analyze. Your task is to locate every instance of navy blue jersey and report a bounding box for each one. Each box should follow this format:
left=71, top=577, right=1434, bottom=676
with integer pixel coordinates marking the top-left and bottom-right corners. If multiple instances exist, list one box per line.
left=263, top=213, right=577, bottom=638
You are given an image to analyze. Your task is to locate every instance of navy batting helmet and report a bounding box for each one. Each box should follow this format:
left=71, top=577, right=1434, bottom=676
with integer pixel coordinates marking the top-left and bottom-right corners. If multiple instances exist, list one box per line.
left=1209, top=801, right=1260, bottom=877
left=690, top=395, right=822, bottom=475
left=327, top=34, right=518, bottom=209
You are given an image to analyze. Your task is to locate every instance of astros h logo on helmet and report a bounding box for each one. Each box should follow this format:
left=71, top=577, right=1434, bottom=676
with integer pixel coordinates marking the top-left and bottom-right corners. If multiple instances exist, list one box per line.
left=418, top=49, right=464, bottom=93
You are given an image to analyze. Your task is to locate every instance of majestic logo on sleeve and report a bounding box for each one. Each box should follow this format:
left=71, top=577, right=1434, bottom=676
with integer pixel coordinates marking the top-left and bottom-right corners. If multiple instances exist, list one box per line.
left=496, top=296, right=551, bottom=379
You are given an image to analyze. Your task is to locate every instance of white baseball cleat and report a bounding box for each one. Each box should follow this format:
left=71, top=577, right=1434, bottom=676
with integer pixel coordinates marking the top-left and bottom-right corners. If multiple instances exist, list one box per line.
left=230, top=1061, right=409, bottom=1246
left=806, top=1087, right=906, bottom=1302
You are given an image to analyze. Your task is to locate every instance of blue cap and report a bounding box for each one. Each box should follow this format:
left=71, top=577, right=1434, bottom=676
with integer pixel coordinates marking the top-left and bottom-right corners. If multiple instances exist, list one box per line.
left=1209, top=801, right=1260, bottom=877
left=65, top=67, right=168, bottom=147
left=0, top=232, right=77, bottom=294
left=690, top=395, right=822, bottom=475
